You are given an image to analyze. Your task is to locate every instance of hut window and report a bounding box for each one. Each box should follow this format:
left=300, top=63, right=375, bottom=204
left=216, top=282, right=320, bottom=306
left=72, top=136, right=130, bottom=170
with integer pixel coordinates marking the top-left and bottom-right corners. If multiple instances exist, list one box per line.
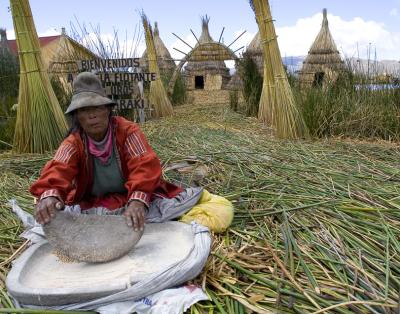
left=195, top=76, right=204, bottom=89
left=313, top=72, right=325, bottom=87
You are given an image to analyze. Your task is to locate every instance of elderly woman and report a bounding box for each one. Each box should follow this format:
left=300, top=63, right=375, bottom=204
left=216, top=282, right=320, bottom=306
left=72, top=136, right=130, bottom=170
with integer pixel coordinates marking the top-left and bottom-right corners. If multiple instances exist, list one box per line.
left=30, top=72, right=182, bottom=231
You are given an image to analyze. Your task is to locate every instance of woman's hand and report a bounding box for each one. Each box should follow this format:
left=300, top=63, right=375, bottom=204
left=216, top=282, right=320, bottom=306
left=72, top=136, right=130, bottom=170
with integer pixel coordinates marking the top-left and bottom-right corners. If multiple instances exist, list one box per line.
left=34, top=196, right=64, bottom=224
left=124, top=200, right=146, bottom=231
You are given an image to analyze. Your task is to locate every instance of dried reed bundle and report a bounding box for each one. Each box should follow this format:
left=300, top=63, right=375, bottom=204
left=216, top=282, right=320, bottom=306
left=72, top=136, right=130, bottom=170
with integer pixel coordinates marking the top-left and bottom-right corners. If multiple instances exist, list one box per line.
left=141, top=13, right=173, bottom=118
left=10, top=0, right=68, bottom=153
left=251, top=0, right=308, bottom=139
left=141, top=22, right=176, bottom=76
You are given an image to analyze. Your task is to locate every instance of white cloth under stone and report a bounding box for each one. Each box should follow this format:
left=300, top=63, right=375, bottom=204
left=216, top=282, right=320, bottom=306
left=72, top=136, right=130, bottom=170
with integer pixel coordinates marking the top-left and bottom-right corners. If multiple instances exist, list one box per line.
left=7, top=187, right=211, bottom=314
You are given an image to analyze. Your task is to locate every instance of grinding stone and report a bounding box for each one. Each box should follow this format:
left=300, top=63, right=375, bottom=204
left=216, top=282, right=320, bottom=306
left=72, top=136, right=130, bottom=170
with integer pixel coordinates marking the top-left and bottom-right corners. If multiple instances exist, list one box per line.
left=43, top=211, right=143, bottom=263
left=7, top=221, right=195, bottom=306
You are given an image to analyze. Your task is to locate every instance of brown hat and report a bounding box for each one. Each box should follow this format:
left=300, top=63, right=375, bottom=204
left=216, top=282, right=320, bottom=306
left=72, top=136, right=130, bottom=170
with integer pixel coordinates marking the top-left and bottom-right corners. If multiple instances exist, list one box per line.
left=65, top=72, right=116, bottom=114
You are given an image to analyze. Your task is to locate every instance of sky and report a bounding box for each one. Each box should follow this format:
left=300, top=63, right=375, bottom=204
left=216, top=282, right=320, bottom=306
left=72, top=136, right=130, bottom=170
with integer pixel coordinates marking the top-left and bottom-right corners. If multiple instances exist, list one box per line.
left=1, top=0, right=400, bottom=62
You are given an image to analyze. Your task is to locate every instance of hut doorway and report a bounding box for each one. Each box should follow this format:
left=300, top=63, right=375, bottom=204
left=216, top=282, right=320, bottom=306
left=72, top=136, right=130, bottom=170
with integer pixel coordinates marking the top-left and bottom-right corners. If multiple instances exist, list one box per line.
left=195, top=75, right=204, bottom=89
left=313, top=72, right=325, bottom=87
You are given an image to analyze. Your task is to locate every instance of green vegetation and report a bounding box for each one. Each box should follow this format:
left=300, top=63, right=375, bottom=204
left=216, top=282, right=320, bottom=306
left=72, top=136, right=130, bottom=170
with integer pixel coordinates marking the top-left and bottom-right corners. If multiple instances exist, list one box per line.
left=295, top=69, right=400, bottom=141
left=159, top=69, right=187, bottom=106
left=235, top=53, right=400, bottom=141
left=0, top=44, right=19, bottom=149
left=170, top=72, right=186, bottom=106
left=50, top=75, right=72, bottom=113
left=237, top=54, right=262, bottom=117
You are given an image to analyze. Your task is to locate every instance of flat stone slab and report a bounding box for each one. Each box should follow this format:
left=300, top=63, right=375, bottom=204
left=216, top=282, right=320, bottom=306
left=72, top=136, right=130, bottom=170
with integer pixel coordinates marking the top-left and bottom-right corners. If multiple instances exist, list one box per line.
left=43, top=211, right=144, bottom=263
left=7, top=221, right=194, bottom=306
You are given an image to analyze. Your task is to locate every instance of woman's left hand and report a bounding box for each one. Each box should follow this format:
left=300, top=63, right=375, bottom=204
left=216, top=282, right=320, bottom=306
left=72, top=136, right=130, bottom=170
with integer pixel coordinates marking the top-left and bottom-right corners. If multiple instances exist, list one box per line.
left=124, top=200, right=146, bottom=231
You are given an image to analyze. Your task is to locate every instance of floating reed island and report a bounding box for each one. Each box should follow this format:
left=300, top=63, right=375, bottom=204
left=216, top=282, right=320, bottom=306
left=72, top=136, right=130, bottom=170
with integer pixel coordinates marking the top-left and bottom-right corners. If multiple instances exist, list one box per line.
left=1, top=103, right=400, bottom=313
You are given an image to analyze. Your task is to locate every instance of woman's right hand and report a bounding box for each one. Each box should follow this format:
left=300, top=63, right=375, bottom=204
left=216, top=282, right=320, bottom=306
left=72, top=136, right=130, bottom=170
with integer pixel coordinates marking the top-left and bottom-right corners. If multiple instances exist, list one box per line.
left=34, top=196, right=64, bottom=224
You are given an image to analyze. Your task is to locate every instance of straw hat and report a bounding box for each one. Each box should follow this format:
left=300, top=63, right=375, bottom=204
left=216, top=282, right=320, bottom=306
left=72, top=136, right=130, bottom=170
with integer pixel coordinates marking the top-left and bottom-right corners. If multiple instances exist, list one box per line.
left=65, top=72, right=116, bottom=114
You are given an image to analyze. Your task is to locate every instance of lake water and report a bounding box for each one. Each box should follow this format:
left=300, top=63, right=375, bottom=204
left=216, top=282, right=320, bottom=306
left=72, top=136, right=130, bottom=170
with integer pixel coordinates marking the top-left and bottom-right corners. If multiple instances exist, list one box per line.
left=355, top=84, right=400, bottom=91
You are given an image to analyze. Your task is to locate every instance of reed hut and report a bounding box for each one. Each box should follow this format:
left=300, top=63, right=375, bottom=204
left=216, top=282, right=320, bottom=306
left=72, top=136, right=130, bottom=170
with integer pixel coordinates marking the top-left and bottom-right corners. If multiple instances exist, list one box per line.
left=298, top=9, right=344, bottom=87
left=7, top=27, right=98, bottom=85
left=227, top=31, right=263, bottom=92
left=141, top=22, right=176, bottom=79
left=244, top=31, right=263, bottom=76
left=46, top=29, right=98, bottom=78
left=183, top=16, right=231, bottom=92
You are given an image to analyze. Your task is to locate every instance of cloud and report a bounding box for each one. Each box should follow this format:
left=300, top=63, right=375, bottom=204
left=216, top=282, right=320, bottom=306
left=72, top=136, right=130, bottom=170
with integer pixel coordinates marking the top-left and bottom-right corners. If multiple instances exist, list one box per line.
left=390, top=8, right=398, bottom=16
left=231, top=30, right=255, bottom=54
left=6, top=28, right=60, bottom=40
left=168, top=33, right=197, bottom=61
left=275, top=12, right=400, bottom=60
left=6, top=29, right=15, bottom=39
left=225, top=30, right=255, bottom=68
left=39, top=28, right=60, bottom=37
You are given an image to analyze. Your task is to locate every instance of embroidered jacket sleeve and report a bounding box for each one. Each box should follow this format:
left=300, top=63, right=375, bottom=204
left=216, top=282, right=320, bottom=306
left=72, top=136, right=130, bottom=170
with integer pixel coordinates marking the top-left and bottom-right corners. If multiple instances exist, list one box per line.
left=123, top=125, right=161, bottom=207
left=29, top=138, right=80, bottom=202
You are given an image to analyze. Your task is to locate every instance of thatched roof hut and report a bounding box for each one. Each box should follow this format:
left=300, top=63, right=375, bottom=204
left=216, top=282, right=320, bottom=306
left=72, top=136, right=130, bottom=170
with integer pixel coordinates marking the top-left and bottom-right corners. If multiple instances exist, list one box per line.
left=141, top=22, right=176, bottom=78
left=226, top=31, right=264, bottom=91
left=244, top=31, right=263, bottom=76
left=298, top=9, right=344, bottom=87
left=7, top=28, right=98, bottom=81
left=47, top=29, right=98, bottom=77
left=183, top=16, right=230, bottom=91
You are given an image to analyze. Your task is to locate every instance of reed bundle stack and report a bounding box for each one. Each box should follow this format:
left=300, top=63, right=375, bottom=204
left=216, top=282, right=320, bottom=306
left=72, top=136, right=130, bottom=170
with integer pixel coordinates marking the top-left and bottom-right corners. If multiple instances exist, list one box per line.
left=10, top=0, right=68, bottom=153
left=141, top=22, right=176, bottom=78
left=250, top=0, right=308, bottom=139
left=142, top=14, right=173, bottom=118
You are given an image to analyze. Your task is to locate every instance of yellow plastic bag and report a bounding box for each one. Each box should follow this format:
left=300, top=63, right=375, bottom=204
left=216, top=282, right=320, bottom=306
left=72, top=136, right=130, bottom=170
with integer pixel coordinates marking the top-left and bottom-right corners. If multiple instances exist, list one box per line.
left=180, top=189, right=234, bottom=233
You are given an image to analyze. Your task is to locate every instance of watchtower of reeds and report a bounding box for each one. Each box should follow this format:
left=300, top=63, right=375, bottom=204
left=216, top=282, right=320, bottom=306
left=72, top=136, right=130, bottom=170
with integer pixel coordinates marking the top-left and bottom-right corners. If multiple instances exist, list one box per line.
left=298, top=9, right=344, bottom=88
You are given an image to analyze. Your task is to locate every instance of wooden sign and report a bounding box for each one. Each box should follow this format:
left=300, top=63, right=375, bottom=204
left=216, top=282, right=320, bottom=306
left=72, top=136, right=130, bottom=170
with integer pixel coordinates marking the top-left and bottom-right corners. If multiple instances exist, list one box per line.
left=68, top=58, right=157, bottom=122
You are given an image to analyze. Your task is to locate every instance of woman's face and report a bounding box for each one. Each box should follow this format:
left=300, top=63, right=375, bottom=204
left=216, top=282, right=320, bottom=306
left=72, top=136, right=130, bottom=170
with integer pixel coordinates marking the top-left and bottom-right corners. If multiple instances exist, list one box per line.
left=76, top=105, right=111, bottom=141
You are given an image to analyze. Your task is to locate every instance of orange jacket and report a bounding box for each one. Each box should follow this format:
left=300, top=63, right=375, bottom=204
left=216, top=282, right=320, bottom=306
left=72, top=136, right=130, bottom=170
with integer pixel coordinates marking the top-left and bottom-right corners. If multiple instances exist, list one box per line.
left=30, top=116, right=183, bottom=210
